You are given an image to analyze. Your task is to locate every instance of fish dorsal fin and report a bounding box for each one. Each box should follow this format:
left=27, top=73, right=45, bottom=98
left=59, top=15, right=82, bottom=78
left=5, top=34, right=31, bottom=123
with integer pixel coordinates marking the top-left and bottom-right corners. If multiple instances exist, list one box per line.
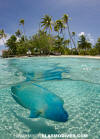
left=29, top=109, right=41, bottom=118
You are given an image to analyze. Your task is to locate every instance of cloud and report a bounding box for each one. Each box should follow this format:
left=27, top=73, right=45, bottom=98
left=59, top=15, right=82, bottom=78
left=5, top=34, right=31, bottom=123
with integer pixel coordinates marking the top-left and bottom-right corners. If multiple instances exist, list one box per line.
left=0, top=39, right=4, bottom=46
left=87, top=33, right=95, bottom=45
left=78, top=32, right=85, bottom=36
left=0, top=33, right=11, bottom=46
left=78, top=32, right=95, bottom=45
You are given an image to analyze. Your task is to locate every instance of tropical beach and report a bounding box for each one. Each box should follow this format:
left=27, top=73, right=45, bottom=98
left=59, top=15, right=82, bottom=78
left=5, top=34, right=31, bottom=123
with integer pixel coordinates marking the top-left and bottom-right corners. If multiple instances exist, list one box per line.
left=0, top=11, right=100, bottom=58
left=1, top=14, right=100, bottom=58
left=0, top=0, right=100, bottom=139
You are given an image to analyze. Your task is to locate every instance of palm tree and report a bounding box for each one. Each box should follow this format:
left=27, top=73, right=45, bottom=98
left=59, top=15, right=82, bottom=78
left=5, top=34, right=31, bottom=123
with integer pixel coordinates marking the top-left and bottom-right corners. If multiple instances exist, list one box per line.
left=15, top=29, right=21, bottom=38
left=54, top=19, right=65, bottom=37
left=63, top=39, right=71, bottom=48
left=72, top=32, right=76, bottom=48
left=19, top=19, right=25, bottom=38
left=62, top=14, right=76, bottom=48
left=78, top=35, right=92, bottom=50
left=54, top=23, right=60, bottom=36
left=0, top=29, right=7, bottom=45
left=72, top=32, right=75, bottom=40
left=95, top=38, right=100, bottom=54
left=41, top=14, right=52, bottom=34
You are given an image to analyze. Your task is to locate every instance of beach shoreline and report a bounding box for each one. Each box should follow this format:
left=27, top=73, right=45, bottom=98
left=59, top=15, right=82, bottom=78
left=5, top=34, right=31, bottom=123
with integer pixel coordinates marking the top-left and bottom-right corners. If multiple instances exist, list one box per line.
left=49, top=55, right=100, bottom=59
left=1, top=55, right=100, bottom=59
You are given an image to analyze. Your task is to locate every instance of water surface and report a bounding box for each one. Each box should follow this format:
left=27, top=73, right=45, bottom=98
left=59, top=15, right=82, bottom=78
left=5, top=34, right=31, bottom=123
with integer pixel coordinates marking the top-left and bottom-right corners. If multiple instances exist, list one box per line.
left=0, top=57, right=100, bottom=139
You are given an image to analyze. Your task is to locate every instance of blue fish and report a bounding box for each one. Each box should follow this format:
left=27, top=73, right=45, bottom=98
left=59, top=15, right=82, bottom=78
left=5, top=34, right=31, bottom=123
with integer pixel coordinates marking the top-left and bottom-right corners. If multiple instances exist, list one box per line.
left=11, top=81, right=68, bottom=122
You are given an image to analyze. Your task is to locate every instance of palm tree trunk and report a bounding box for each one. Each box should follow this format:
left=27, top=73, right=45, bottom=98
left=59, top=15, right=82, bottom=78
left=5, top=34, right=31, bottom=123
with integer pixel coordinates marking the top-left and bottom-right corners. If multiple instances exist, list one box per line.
left=67, top=22, right=76, bottom=49
left=70, top=40, right=73, bottom=49
left=49, top=28, right=50, bottom=35
left=23, top=25, right=25, bottom=40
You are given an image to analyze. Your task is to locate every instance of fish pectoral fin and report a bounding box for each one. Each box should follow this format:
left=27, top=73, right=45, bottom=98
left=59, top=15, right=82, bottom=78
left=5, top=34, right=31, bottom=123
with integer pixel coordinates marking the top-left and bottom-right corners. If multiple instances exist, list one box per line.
left=29, top=110, right=41, bottom=118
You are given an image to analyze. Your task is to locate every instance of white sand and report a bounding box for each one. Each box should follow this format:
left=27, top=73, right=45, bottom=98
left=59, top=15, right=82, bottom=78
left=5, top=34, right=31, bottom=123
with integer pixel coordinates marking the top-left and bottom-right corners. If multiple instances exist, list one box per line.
left=49, top=55, right=100, bottom=59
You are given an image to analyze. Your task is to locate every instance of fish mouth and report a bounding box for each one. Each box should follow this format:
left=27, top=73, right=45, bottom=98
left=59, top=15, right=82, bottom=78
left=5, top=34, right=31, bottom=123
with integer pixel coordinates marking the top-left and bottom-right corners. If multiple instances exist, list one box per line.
left=59, top=110, right=69, bottom=122
left=54, top=110, right=69, bottom=122
left=62, top=111, right=69, bottom=122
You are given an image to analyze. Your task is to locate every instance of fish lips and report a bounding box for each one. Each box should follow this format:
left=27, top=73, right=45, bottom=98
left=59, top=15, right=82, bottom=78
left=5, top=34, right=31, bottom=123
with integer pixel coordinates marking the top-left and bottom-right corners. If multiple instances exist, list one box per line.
left=50, top=109, right=69, bottom=122
left=60, top=110, right=69, bottom=122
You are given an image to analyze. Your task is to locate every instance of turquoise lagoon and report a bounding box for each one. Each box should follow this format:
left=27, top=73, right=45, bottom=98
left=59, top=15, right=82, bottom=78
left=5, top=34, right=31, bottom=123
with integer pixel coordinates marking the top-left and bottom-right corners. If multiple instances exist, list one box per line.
left=0, top=57, right=100, bottom=139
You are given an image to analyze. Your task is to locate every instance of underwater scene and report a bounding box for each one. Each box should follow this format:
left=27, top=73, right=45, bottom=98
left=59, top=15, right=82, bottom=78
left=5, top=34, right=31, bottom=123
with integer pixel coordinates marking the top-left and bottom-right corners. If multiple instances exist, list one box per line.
left=0, top=57, right=100, bottom=139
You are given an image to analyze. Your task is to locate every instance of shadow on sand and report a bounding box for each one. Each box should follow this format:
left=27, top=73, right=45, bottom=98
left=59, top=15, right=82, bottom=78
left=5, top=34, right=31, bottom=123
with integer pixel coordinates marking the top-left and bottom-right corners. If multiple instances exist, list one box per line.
left=12, top=111, right=58, bottom=135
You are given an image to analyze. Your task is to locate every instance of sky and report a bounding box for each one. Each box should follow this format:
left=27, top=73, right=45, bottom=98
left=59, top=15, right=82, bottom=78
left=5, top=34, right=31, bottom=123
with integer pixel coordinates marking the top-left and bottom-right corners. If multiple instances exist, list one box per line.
left=0, top=0, right=100, bottom=54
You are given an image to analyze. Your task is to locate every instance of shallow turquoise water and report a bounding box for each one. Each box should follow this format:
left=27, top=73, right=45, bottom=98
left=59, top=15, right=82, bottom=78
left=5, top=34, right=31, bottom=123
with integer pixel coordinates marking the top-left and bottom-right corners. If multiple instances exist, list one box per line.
left=0, top=57, right=100, bottom=139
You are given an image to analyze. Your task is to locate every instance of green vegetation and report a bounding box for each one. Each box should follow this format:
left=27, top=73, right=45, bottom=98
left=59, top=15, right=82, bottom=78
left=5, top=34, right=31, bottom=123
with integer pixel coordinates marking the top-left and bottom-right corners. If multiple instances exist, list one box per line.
left=0, top=29, right=7, bottom=44
left=0, top=14, right=100, bottom=58
left=41, top=14, right=52, bottom=34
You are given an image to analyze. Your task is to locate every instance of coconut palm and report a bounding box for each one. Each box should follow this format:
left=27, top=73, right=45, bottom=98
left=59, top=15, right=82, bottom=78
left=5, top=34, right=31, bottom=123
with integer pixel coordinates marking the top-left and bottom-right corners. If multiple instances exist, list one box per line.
left=0, top=29, right=7, bottom=44
left=15, top=29, right=21, bottom=38
left=62, top=14, right=76, bottom=48
left=19, top=19, right=25, bottom=38
left=78, top=35, right=92, bottom=50
left=72, top=32, right=76, bottom=39
left=54, top=23, right=60, bottom=36
left=54, top=19, right=65, bottom=37
left=41, top=14, right=52, bottom=34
